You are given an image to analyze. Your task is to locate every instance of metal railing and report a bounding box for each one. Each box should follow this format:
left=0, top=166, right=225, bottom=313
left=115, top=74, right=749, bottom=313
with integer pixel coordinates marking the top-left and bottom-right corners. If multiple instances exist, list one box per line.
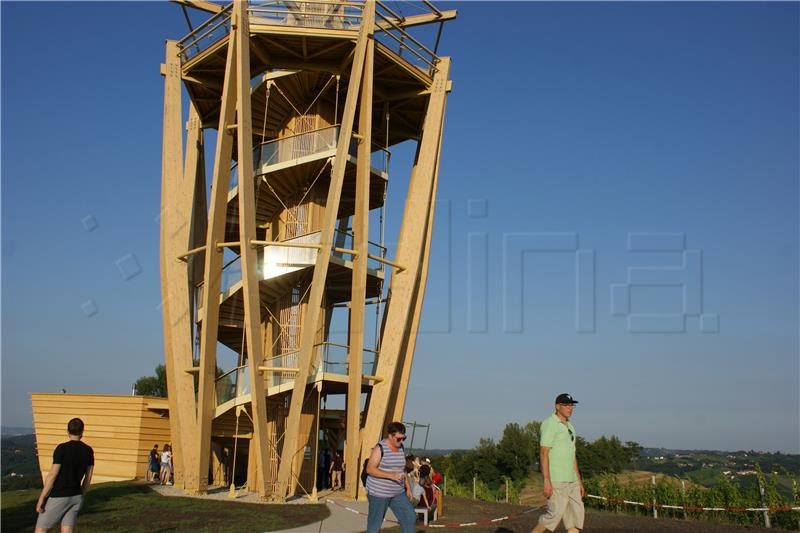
left=195, top=228, right=385, bottom=312
left=333, top=228, right=387, bottom=271
left=215, top=365, right=250, bottom=406
left=212, top=346, right=378, bottom=404
left=248, top=1, right=364, bottom=30
left=317, top=341, right=378, bottom=375
left=177, top=4, right=234, bottom=63
left=254, top=125, right=339, bottom=175
left=263, top=341, right=378, bottom=387
left=374, top=2, right=439, bottom=73
left=194, top=254, right=243, bottom=313
left=229, top=125, right=390, bottom=191
left=177, top=1, right=362, bottom=63
left=175, top=1, right=442, bottom=75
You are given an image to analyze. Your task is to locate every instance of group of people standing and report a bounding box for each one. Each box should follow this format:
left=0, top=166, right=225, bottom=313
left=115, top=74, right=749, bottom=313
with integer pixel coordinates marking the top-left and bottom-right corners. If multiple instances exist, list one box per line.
left=147, top=443, right=173, bottom=486
left=316, top=449, right=346, bottom=491
left=404, top=455, right=441, bottom=512
left=364, top=421, right=442, bottom=533
left=365, top=394, right=586, bottom=533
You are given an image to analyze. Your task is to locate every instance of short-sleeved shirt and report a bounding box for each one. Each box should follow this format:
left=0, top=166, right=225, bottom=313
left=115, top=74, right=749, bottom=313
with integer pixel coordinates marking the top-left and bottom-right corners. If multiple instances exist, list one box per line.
left=50, top=440, right=94, bottom=497
left=364, top=440, right=406, bottom=497
left=332, top=455, right=344, bottom=470
left=540, top=413, right=577, bottom=482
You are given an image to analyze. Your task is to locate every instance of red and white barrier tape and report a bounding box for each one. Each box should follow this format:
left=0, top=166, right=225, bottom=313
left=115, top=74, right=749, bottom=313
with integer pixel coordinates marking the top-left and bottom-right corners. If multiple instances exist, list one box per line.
left=325, top=495, right=799, bottom=530
left=325, top=498, right=542, bottom=529
left=586, top=494, right=800, bottom=513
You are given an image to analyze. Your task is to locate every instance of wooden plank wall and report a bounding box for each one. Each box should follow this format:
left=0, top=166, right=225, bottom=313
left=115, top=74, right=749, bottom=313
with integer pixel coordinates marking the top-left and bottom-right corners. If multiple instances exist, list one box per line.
left=31, top=393, right=171, bottom=484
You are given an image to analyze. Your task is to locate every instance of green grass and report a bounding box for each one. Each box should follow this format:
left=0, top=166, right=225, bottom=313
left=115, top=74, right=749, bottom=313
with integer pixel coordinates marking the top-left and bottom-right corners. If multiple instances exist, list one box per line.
left=1, top=481, right=330, bottom=532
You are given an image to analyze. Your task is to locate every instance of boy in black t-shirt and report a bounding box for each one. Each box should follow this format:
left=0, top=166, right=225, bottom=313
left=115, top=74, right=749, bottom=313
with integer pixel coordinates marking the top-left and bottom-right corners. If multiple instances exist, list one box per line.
left=35, top=418, right=94, bottom=532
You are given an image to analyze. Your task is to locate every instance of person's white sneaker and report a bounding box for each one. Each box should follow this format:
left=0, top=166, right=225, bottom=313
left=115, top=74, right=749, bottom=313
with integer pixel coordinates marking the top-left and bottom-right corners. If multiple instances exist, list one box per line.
left=167, top=481, right=173, bottom=486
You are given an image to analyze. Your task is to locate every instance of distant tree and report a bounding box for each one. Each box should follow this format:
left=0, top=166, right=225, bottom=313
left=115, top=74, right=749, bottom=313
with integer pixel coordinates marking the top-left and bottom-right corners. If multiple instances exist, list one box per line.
left=497, top=423, right=537, bottom=480
left=577, top=435, right=641, bottom=477
left=624, top=440, right=643, bottom=464
left=134, top=363, right=231, bottom=397
left=134, top=365, right=167, bottom=397
left=523, top=421, right=542, bottom=468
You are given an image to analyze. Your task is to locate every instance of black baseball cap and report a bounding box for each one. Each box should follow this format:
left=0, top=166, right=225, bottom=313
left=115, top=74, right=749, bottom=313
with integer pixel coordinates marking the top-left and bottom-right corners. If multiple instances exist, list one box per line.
left=555, top=393, right=579, bottom=405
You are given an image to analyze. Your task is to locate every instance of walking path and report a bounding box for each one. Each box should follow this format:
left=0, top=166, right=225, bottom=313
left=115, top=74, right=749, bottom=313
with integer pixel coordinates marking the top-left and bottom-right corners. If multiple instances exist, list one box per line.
left=271, top=497, right=399, bottom=533
left=149, top=483, right=389, bottom=533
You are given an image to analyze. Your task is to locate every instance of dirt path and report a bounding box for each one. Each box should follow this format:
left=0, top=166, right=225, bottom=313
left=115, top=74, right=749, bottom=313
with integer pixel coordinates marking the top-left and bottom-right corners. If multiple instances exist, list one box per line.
left=391, top=495, right=782, bottom=532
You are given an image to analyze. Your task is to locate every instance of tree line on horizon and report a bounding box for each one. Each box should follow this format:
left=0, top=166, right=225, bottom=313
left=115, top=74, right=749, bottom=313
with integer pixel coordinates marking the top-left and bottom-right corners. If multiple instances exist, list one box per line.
left=434, top=421, right=641, bottom=496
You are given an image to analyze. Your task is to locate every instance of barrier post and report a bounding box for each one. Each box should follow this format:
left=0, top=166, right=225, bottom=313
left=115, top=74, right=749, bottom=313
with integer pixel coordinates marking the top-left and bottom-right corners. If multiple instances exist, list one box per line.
left=757, top=476, right=772, bottom=529
left=680, top=479, right=688, bottom=520
left=473, top=474, right=477, bottom=499
left=443, top=474, right=447, bottom=496
left=505, top=477, right=509, bottom=503
left=651, top=475, right=658, bottom=519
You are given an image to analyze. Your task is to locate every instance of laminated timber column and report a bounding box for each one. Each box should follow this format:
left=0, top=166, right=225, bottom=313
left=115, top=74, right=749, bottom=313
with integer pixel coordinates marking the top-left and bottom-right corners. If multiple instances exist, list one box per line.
left=192, top=21, right=238, bottom=495
left=159, top=40, right=200, bottom=489
left=233, top=0, right=271, bottom=499
left=275, top=0, right=376, bottom=500
left=388, top=94, right=447, bottom=422
left=344, top=29, right=374, bottom=500
left=186, top=103, right=208, bottom=321
left=360, top=58, right=451, bottom=458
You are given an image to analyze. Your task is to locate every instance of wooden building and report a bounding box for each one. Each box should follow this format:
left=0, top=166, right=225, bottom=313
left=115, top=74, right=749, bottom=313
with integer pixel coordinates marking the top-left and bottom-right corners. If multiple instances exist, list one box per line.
left=159, top=0, right=454, bottom=500
left=31, top=393, right=171, bottom=484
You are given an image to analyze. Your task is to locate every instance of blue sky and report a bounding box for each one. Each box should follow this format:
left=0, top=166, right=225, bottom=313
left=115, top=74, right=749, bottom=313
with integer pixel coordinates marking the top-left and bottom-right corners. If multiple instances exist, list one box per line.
left=2, top=2, right=798, bottom=453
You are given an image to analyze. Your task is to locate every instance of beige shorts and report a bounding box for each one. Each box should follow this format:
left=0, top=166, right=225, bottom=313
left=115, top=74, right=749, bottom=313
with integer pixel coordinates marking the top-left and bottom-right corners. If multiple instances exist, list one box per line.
left=538, top=481, right=585, bottom=531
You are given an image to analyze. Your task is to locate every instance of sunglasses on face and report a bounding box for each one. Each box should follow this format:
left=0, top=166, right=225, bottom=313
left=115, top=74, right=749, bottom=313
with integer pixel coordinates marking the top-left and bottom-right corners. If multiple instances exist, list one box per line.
left=393, top=435, right=406, bottom=442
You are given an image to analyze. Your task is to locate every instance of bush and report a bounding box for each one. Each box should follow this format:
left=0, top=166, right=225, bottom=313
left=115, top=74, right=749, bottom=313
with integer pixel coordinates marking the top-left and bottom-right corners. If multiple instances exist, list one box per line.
left=583, top=471, right=800, bottom=529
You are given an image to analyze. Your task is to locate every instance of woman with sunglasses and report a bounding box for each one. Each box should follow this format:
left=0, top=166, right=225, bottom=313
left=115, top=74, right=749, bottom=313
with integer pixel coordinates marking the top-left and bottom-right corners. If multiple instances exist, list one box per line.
left=364, top=422, right=416, bottom=532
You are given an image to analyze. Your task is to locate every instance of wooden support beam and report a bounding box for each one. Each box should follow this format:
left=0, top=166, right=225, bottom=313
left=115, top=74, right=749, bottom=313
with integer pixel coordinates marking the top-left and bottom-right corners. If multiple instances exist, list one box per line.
left=389, top=83, right=447, bottom=421
left=307, top=40, right=351, bottom=61
left=250, top=40, right=272, bottom=68
left=261, top=35, right=306, bottom=60
left=251, top=69, right=299, bottom=95
left=234, top=0, right=272, bottom=500
left=193, top=19, right=239, bottom=496
left=160, top=40, right=200, bottom=490
left=177, top=244, right=207, bottom=261
left=360, top=57, right=451, bottom=462
left=367, top=253, right=404, bottom=271
left=334, top=247, right=357, bottom=256
left=376, top=10, right=457, bottom=30
left=274, top=0, right=375, bottom=500
left=186, top=106, right=208, bottom=300
left=345, top=20, right=374, bottom=500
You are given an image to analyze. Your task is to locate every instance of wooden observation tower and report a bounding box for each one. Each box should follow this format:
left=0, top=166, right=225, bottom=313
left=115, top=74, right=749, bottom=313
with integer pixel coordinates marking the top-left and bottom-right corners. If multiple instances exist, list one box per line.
left=159, top=0, right=454, bottom=500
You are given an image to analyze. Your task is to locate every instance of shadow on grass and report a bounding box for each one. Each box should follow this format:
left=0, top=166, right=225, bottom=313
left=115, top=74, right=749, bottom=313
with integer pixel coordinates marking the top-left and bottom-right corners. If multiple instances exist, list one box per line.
left=2, top=481, right=330, bottom=533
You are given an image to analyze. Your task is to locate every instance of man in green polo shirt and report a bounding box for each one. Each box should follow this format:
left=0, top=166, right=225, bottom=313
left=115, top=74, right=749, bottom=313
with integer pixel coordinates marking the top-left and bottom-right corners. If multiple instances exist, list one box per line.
left=531, top=393, right=585, bottom=533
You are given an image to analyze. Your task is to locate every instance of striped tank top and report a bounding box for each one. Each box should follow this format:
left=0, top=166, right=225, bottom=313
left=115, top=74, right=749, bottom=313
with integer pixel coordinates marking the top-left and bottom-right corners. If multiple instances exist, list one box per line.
left=364, top=440, right=406, bottom=497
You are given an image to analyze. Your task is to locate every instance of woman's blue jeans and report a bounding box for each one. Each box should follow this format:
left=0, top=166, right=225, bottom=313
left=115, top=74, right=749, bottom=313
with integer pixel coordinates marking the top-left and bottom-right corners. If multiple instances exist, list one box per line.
left=366, top=492, right=416, bottom=533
